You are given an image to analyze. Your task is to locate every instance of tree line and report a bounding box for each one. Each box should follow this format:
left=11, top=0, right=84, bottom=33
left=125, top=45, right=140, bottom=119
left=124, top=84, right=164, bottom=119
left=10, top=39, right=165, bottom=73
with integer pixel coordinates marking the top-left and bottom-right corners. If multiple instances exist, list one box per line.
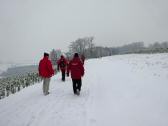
left=50, top=37, right=168, bottom=61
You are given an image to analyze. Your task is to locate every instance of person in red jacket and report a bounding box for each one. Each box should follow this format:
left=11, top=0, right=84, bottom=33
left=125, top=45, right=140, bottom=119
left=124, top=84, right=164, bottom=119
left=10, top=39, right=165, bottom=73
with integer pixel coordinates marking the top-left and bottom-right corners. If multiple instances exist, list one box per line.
left=67, top=53, right=84, bottom=95
left=39, top=52, right=54, bottom=95
left=57, top=55, right=68, bottom=81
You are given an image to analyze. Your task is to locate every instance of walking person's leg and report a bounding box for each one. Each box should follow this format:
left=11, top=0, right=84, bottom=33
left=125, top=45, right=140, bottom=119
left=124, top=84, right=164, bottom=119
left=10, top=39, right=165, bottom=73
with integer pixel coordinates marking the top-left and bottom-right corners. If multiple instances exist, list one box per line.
left=43, top=78, right=46, bottom=94
left=76, top=79, right=82, bottom=95
left=77, top=79, right=82, bottom=91
left=72, top=79, right=77, bottom=94
left=46, top=78, right=51, bottom=95
left=62, top=70, right=65, bottom=81
left=43, top=78, right=50, bottom=95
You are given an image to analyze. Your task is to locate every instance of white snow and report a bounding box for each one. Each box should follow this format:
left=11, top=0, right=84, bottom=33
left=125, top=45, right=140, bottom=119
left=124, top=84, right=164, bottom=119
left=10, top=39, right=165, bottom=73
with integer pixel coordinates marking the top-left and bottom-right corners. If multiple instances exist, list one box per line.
left=0, top=53, right=168, bottom=126
left=0, top=64, right=12, bottom=76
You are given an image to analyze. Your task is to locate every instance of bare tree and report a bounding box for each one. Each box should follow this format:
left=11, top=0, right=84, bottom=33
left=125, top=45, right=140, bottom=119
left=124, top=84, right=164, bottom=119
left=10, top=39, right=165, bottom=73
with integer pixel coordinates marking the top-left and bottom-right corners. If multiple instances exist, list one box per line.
left=50, top=49, right=62, bottom=65
left=68, top=36, right=94, bottom=58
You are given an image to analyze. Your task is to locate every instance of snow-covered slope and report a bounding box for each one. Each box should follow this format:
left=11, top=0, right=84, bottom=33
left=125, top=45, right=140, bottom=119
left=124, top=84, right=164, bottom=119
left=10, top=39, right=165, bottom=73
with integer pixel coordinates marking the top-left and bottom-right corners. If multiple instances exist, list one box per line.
left=0, top=53, right=168, bottom=126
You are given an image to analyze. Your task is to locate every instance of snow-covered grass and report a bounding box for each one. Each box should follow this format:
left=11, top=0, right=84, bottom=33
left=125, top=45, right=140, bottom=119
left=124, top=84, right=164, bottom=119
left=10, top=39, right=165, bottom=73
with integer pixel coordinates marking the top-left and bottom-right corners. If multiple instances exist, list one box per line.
left=0, top=53, right=168, bottom=126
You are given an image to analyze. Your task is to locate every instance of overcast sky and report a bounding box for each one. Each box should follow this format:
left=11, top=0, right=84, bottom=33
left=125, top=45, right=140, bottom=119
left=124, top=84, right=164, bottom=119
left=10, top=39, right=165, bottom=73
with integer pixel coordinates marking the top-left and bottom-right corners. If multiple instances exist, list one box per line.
left=0, top=0, right=168, bottom=63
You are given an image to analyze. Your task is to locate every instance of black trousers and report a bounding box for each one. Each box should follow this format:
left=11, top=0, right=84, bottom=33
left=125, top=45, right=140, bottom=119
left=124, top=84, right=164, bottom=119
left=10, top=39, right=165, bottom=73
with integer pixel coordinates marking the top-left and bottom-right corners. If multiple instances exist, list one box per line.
left=62, top=71, right=65, bottom=81
left=72, top=79, right=82, bottom=94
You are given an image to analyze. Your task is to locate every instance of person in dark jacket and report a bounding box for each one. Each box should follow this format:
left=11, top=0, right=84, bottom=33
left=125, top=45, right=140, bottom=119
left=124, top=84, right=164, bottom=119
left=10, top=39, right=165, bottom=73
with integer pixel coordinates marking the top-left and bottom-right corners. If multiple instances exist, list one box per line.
left=39, top=52, right=54, bottom=95
left=80, top=54, right=85, bottom=65
left=57, top=55, right=68, bottom=81
left=67, top=53, right=84, bottom=95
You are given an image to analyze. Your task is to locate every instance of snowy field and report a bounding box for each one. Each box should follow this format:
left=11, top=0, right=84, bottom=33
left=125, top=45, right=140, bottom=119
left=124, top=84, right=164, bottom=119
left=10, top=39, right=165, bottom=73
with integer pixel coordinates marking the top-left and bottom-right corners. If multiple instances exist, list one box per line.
left=0, top=53, right=168, bottom=126
left=0, top=62, right=38, bottom=78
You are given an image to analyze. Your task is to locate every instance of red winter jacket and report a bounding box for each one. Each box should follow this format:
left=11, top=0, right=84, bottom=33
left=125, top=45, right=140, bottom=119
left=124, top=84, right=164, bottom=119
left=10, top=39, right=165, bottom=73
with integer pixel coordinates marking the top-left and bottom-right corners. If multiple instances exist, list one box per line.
left=38, top=57, right=54, bottom=78
left=57, top=57, right=68, bottom=72
left=68, top=57, right=84, bottom=79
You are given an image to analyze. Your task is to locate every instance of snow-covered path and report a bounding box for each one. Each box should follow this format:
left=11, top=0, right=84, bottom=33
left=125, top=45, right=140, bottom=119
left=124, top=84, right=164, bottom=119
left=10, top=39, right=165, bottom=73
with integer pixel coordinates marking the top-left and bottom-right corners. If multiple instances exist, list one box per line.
left=0, top=54, right=168, bottom=126
left=0, top=75, right=90, bottom=126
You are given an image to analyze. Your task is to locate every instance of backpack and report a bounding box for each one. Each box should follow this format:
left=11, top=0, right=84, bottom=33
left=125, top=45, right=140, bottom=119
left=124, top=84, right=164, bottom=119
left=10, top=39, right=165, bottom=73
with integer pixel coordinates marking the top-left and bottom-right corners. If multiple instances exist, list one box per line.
left=60, top=60, right=65, bottom=68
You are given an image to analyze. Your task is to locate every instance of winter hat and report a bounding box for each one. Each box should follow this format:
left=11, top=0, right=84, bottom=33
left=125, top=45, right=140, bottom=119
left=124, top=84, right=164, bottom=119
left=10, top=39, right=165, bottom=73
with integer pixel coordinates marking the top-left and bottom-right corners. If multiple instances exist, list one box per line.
left=74, top=53, right=79, bottom=57
left=44, top=52, right=49, bottom=57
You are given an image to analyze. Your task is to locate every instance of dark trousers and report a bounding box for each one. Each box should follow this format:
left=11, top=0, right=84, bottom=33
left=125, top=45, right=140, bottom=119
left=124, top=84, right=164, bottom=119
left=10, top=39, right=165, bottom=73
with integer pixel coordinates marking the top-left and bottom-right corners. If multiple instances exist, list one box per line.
left=72, top=79, right=82, bottom=94
left=62, top=71, right=65, bottom=81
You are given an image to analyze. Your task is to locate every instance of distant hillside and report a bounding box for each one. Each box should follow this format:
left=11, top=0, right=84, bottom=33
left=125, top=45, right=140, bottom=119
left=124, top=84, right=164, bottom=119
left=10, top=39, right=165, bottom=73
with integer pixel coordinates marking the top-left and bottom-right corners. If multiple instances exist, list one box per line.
left=0, top=65, right=38, bottom=77
left=0, top=64, right=12, bottom=75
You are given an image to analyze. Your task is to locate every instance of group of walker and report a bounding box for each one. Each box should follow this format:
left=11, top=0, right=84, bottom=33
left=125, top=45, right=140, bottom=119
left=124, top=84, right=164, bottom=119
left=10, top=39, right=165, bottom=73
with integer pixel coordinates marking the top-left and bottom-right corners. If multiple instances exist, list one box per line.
left=38, top=52, right=85, bottom=96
